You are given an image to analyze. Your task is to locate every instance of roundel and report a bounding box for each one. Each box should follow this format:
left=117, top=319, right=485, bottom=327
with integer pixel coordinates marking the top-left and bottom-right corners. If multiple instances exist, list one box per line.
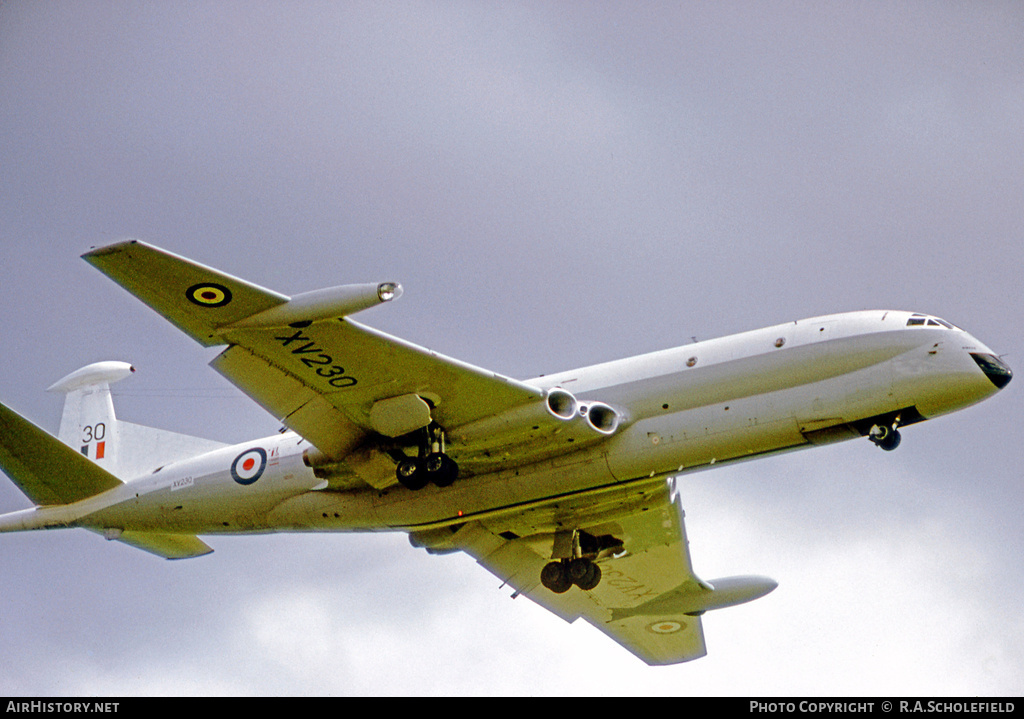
left=186, top=282, right=233, bottom=308
left=231, top=448, right=267, bottom=485
left=646, top=620, right=685, bottom=635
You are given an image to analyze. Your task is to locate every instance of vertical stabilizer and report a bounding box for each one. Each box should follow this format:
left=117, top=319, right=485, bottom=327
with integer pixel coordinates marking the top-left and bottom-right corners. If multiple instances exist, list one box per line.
left=47, top=362, right=228, bottom=480
left=47, top=361, right=134, bottom=476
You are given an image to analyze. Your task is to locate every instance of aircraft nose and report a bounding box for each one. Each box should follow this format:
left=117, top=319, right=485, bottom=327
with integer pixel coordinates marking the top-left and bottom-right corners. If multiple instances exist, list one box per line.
left=970, top=353, right=1013, bottom=390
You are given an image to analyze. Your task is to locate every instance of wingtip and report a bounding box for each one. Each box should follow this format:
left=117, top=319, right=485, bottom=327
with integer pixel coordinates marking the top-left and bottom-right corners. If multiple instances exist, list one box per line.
left=81, top=238, right=141, bottom=261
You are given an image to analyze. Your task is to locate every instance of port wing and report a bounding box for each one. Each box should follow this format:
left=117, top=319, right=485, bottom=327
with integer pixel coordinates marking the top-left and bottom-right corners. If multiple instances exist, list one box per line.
left=424, top=483, right=711, bottom=665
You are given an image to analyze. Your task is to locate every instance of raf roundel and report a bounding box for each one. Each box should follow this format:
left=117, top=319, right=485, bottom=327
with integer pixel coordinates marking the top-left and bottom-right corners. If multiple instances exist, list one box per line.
left=646, top=620, right=684, bottom=635
left=186, top=282, right=233, bottom=308
left=230, top=448, right=267, bottom=485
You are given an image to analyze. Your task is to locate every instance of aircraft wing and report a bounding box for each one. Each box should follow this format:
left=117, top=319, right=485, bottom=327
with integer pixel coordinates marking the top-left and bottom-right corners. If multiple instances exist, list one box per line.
left=83, top=240, right=545, bottom=468
left=210, top=318, right=544, bottom=461
left=422, top=482, right=712, bottom=665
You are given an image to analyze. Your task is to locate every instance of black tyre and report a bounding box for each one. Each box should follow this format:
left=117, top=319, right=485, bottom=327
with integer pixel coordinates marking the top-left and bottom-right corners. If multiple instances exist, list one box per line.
left=575, top=561, right=601, bottom=591
left=425, top=452, right=459, bottom=487
left=540, top=561, right=572, bottom=594
left=567, top=558, right=591, bottom=582
left=877, top=428, right=901, bottom=451
left=396, top=458, right=429, bottom=490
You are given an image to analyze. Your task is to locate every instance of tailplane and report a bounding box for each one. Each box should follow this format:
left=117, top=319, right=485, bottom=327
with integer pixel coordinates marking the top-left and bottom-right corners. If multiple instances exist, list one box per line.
left=0, top=363, right=222, bottom=559
left=0, top=399, right=123, bottom=506
left=47, top=361, right=228, bottom=480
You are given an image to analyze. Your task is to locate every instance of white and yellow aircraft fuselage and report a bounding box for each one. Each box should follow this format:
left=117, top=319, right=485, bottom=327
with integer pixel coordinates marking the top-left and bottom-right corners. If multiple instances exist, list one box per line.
left=0, top=241, right=1011, bottom=665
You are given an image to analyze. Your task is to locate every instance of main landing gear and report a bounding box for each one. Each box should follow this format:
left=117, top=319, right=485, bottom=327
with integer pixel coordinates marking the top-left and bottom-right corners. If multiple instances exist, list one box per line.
left=868, top=418, right=901, bottom=451
left=541, top=557, right=602, bottom=593
left=395, top=425, right=459, bottom=490
left=396, top=452, right=458, bottom=490
left=539, top=529, right=622, bottom=594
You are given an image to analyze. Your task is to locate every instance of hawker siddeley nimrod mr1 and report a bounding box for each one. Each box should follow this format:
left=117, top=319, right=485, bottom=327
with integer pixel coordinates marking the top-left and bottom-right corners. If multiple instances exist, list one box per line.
left=0, top=241, right=1012, bottom=664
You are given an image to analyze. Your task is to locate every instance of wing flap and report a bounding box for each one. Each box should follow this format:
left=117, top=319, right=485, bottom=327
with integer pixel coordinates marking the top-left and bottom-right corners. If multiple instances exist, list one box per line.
left=0, top=401, right=122, bottom=506
left=210, top=345, right=365, bottom=458
left=450, top=522, right=586, bottom=624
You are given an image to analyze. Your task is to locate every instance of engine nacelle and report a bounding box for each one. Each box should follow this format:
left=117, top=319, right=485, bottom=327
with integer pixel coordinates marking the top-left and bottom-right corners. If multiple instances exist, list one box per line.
left=453, top=388, right=579, bottom=446
left=451, top=388, right=625, bottom=466
left=582, top=401, right=620, bottom=435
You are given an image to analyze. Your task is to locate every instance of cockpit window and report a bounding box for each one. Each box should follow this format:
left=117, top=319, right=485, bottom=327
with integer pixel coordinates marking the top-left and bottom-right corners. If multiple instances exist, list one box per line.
left=906, top=315, right=958, bottom=329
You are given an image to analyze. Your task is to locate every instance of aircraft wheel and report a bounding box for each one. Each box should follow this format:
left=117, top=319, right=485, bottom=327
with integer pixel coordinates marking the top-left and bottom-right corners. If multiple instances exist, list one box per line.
left=396, top=458, right=429, bottom=490
left=425, top=452, right=459, bottom=487
left=574, top=560, right=602, bottom=591
left=567, top=557, right=591, bottom=582
left=541, top=561, right=573, bottom=594
left=869, top=425, right=901, bottom=451
left=877, top=429, right=901, bottom=451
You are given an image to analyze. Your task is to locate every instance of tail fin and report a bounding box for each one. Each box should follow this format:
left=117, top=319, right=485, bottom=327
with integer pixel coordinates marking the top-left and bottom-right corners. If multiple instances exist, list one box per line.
left=47, top=361, right=133, bottom=474
left=48, top=361, right=228, bottom=480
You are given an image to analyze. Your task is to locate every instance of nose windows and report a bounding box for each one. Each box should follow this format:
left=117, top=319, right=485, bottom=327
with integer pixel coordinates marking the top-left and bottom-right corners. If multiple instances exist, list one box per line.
left=906, top=314, right=957, bottom=329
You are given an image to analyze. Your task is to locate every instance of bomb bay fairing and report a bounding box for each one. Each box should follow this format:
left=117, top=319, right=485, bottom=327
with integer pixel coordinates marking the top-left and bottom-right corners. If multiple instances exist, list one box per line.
left=0, top=240, right=1011, bottom=664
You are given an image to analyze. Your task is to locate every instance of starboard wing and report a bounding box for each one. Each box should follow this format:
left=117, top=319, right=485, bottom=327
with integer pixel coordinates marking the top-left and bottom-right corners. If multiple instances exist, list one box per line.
left=84, top=240, right=290, bottom=347
left=83, top=240, right=545, bottom=470
left=211, top=319, right=545, bottom=461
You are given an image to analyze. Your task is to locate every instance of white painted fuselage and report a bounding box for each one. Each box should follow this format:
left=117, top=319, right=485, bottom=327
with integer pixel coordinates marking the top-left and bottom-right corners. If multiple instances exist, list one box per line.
left=1, top=309, right=1006, bottom=539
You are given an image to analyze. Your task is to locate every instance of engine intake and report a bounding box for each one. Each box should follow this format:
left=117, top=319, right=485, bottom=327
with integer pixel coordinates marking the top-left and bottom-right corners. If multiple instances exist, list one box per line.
left=584, top=402, right=620, bottom=435
left=452, top=388, right=623, bottom=451
left=546, top=388, right=578, bottom=420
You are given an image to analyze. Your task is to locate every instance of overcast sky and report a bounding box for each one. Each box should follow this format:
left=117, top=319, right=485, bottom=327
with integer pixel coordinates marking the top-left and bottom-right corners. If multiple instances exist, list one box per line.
left=1, top=1, right=1021, bottom=696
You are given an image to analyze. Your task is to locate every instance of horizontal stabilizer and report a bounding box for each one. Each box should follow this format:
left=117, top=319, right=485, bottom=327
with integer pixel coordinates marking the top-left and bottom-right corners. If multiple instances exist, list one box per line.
left=93, top=529, right=214, bottom=560
left=0, top=401, right=122, bottom=506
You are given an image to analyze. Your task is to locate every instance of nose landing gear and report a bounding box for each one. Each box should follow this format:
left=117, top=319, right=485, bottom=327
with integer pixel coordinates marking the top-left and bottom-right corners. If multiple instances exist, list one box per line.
left=868, top=419, right=901, bottom=451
